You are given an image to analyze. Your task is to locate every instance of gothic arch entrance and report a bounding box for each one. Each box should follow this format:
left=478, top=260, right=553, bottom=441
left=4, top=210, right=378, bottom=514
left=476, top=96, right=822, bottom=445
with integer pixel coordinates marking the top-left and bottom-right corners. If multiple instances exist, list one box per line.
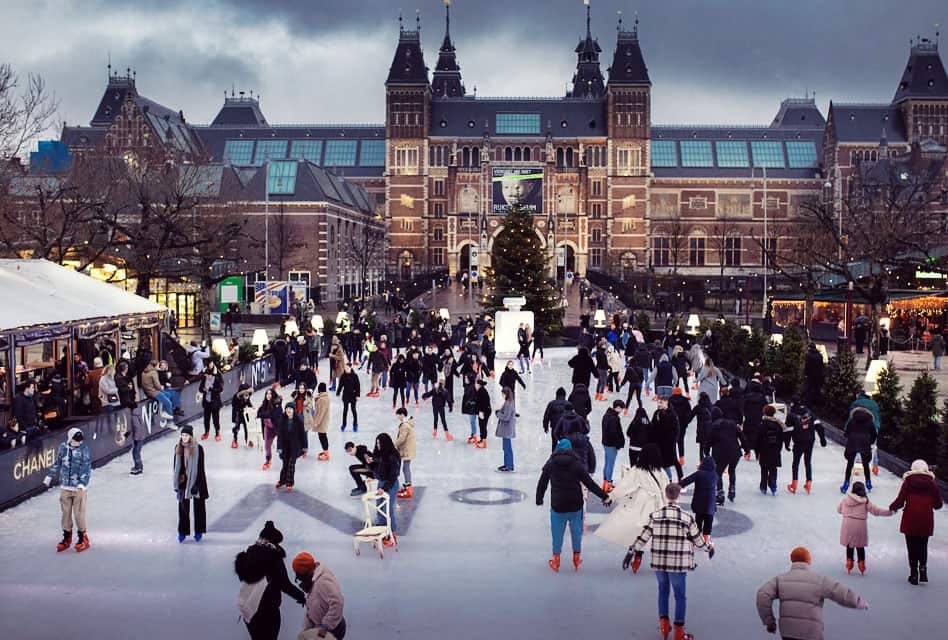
left=556, top=243, right=576, bottom=280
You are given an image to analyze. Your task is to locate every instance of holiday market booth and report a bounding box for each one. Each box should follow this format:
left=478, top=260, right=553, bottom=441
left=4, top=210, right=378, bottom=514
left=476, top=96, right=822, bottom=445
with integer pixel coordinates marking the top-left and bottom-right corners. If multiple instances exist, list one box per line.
left=0, top=260, right=275, bottom=510
left=771, top=289, right=948, bottom=346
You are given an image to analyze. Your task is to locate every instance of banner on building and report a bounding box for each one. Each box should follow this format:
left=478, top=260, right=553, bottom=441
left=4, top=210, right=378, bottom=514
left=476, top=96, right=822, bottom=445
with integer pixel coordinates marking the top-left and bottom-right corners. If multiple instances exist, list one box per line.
left=254, top=281, right=291, bottom=314
left=491, top=167, right=543, bottom=214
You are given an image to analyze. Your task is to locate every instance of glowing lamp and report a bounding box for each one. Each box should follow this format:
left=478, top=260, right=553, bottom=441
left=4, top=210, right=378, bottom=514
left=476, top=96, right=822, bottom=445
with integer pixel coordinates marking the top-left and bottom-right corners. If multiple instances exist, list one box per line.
left=741, top=325, right=752, bottom=334
left=879, top=316, right=890, bottom=330
left=770, top=333, right=783, bottom=345
left=864, top=360, right=888, bottom=395
left=252, top=329, right=270, bottom=356
left=211, top=338, right=230, bottom=359
left=687, top=314, right=700, bottom=332
left=439, top=308, right=450, bottom=321
left=593, top=309, right=607, bottom=328
left=283, top=319, right=299, bottom=337
left=311, top=315, right=324, bottom=331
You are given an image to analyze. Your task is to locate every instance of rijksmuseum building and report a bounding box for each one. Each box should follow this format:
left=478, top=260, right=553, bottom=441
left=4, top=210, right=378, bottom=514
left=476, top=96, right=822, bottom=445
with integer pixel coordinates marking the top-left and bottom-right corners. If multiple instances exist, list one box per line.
left=59, top=3, right=948, bottom=305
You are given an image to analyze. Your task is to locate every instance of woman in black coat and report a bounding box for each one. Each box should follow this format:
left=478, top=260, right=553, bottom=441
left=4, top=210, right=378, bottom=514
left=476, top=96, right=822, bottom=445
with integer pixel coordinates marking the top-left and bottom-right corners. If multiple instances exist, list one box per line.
left=692, top=392, right=714, bottom=459
left=567, top=383, right=592, bottom=421
left=234, top=520, right=305, bottom=640
left=115, top=360, right=137, bottom=409
left=474, top=379, right=492, bottom=446
left=626, top=407, right=650, bottom=467
left=680, top=456, right=717, bottom=539
left=741, top=380, right=768, bottom=458
left=841, top=407, right=876, bottom=493
left=336, top=364, right=361, bottom=431
left=368, top=432, right=401, bottom=543
left=708, top=406, right=749, bottom=505
left=389, top=354, right=407, bottom=409
left=568, top=347, right=597, bottom=388
left=648, top=397, right=681, bottom=481
left=199, top=362, right=224, bottom=440
left=756, top=406, right=786, bottom=495
left=275, top=404, right=307, bottom=490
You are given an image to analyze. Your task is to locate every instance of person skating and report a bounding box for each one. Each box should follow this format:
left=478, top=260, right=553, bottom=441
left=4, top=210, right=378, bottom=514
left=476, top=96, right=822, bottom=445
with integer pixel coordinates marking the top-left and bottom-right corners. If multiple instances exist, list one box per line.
left=708, top=406, right=749, bottom=505
left=695, top=358, right=725, bottom=404
left=619, top=358, right=644, bottom=412
left=531, top=323, right=546, bottom=365
left=785, top=398, right=826, bottom=494
left=597, top=443, right=668, bottom=551
left=231, top=383, right=254, bottom=449
left=345, top=441, right=374, bottom=496
left=389, top=353, right=407, bottom=409
left=838, top=481, right=893, bottom=575
left=257, top=387, right=282, bottom=470
left=495, top=386, right=517, bottom=472
left=536, top=439, right=613, bottom=572
left=742, top=379, right=768, bottom=459
left=275, top=403, right=307, bottom=491
left=404, top=350, right=423, bottom=407
left=421, top=379, right=452, bottom=440
left=757, top=405, right=787, bottom=496
left=626, top=406, right=651, bottom=467
left=623, top=483, right=713, bottom=640
left=669, top=388, right=692, bottom=468
left=601, top=400, right=626, bottom=492
left=474, top=378, right=492, bottom=448
left=756, top=546, right=868, bottom=639
left=567, top=383, right=592, bottom=421
left=542, top=387, right=571, bottom=452
left=328, top=336, right=345, bottom=392
left=607, top=345, right=624, bottom=396
left=292, top=552, right=347, bottom=639
left=311, top=382, right=331, bottom=460
left=367, top=342, right=388, bottom=397
left=649, top=354, right=675, bottom=399
left=888, top=459, right=943, bottom=585
left=199, top=361, right=224, bottom=441
left=173, top=425, right=208, bottom=543
left=840, top=405, right=875, bottom=494
left=516, top=323, right=532, bottom=373
left=336, top=363, right=360, bottom=432
left=498, top=361, right=526, bottom=396
left=680, top=457, right=717, bottom=543
left=568, top=346, right=598, bottom=388
left=291, top=383, right=316, bottom=459
left=394, top=408, right=417, bottom=498
left=234, top=520, right=306, bottom=640
left=43, top=427, right=92, bottom=552
left=594, top=340, right=611, bottom=400
left=650, top=393, right=682, bottom=481
left=692, top=393, right=713, bottom=460
left=461, top=376, right=479, bottom=443
left=367, top=433, right=401, bottom=546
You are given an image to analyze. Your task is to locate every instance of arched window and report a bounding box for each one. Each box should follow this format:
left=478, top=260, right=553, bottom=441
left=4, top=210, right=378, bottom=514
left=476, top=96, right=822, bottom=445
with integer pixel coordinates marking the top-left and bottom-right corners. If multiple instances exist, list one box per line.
left=504, top=147, right=513, bottom=161
left=556, top=147, right=564, bottom=167
left=523, top=147, right=531, bottom=162
left=565, top=147, right=574, bottom=167
left=462, top=147, right=471, bottom=167
left=514, top=147, right=522, bottom=162
left=591, top=228, right=602, bottom=243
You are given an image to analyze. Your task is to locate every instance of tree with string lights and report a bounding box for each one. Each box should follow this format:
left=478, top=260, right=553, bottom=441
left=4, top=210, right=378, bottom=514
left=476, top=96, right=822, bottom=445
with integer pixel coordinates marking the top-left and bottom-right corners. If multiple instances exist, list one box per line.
left=485, top=203, right=564, bottom=332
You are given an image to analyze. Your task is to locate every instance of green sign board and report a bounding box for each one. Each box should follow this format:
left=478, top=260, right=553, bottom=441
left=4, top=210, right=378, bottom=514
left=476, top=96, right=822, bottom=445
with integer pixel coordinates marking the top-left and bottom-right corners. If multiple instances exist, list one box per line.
left=219, top=276, right=245, bottom=311
left=915, top=270, right=947, bottom=280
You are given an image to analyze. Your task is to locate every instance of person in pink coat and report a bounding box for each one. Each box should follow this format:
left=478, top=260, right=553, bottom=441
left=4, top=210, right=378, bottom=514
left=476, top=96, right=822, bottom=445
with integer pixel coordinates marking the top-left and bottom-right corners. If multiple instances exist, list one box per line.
left=837, top=481, right=893, bottom=575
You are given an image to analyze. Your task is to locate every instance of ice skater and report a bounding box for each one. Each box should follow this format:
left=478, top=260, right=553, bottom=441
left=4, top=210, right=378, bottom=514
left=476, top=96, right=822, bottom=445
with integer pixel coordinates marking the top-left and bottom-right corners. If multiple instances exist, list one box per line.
left=345, top=441, right=374, bottom=496
left=888, top=459, right=943, bottom=585
left=757, top=405, right=786, bottom=496
left=601, top=400, right=625, bottom=493
left=394, top=408, right=416, bottom=499
left=336, top=363, right=360, bottom=432
left=536, top=439, right=612, bottom=572
left=679, top=457, right=717, bottom=543
left=275, top=403, right=307, bottom=491
left=495, top=386, right=517, bottom=472
left=623, top=483, right=713, bottom=640
left=231, top=383, right=254, bottom=449
left=43, top=427, right=92, bottom=552
left=292, top=551, right=348, bottom=639
left=257, top=387, right=282, bottom=471
left=838, top=481, right=893, bottom=575
left=312, top=382, right=331, bottom=461
left=199, top=361, right=224, bottom=441
left=173, top=425, right=208, bottom=543
left=367, top=433, right=401, bottom=547
left=785, top=397, right=826, bottom=494
left=421, top=378, right=452, bottom=440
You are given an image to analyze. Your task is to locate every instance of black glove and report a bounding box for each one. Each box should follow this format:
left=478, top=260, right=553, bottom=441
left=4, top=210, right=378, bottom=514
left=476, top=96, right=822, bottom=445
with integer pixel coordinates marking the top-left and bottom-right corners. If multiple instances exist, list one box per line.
left=536, top=499, right=543, bottom=507
left=708, top=544, right=716, bottom=560
left=622, top=548, right=636, bottom=571
left=820, top=438, right=827, bottom=447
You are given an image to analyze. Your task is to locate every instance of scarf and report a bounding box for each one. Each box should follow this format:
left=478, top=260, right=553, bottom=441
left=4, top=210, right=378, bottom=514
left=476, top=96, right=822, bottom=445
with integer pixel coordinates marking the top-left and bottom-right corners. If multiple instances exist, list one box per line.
left=173, top=442, right=200, bottom=498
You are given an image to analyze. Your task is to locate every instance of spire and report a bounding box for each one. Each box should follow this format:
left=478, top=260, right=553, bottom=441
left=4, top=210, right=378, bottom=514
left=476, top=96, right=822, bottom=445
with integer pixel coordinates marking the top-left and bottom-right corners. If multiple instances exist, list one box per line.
left=570, top=0, right=605, bottom=98
left=607, top=11, right=650, bottom=86
left=432, top=0, right=465, bottom=97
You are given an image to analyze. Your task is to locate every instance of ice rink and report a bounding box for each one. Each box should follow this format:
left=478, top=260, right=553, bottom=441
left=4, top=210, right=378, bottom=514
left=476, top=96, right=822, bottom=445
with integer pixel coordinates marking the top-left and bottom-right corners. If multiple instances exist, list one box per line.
left=1, top=347, right=945, bottom=639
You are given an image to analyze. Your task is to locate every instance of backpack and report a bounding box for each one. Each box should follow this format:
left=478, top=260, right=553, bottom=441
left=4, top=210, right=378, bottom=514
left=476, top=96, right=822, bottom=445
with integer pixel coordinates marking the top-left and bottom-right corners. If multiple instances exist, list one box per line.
left=234, top=549, right=268, bottom=623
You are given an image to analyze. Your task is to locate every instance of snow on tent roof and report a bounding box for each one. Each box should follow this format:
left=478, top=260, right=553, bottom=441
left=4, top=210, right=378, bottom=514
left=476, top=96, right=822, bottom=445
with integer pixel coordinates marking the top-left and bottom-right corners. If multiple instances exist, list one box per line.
left=0, top=260, right=165, bottom=332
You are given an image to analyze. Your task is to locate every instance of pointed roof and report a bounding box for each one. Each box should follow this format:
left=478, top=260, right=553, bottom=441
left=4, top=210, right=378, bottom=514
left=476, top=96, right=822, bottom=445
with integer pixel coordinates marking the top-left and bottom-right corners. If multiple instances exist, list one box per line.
left=607, top=15, right=650, bottom=86
left=893, top=38, right=948, bottom=102
left=432, top=0, right=465, bottom=98
left=569, top=1, right=605, bottom=98
left=386, top=16, right=430, bottom=86
left=211, top=93, right=268, bottom=127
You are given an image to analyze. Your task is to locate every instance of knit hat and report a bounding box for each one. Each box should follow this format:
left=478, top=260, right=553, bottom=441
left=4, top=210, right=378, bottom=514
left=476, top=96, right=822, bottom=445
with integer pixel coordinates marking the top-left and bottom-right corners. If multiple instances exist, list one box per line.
left=292, top=552, right=316, bottom=576
left=180, top=425, right=194, bottom=436
left=790, top=547, right=811, bottom=564
left=908, top=459, right=934, bottom=478
left=67, top=427, right=83, bottom=443
left=259, top=520, right=283, bottom=545
left=556, top=439, right=572, bottom=451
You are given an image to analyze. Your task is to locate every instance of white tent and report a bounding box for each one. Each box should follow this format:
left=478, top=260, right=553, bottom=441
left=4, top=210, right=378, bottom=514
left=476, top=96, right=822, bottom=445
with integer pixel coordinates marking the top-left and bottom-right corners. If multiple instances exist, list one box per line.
left=0, top=259, right=165, bottom=332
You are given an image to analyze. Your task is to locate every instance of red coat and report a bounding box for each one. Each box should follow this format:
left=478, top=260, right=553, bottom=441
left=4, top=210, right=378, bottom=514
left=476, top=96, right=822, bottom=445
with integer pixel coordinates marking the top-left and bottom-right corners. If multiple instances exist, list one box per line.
left=889, top=472, right=943, bottom=537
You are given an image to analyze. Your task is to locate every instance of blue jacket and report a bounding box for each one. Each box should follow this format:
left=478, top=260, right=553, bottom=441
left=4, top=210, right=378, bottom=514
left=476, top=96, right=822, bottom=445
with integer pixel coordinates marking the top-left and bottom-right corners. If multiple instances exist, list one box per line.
left=46, top=441, right=92, bottom=489
left=680, top=456, right=717, bottom=516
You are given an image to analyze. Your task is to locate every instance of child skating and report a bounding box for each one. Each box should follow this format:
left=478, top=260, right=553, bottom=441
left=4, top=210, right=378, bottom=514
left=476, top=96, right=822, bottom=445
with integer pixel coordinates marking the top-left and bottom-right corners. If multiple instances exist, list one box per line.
left=837, top=480, right=893, bottom=574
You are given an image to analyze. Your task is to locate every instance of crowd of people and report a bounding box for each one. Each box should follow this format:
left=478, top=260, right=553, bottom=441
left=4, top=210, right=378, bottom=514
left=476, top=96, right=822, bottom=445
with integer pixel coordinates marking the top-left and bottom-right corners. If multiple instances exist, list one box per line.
left=27, top=297, right=945, bottom=640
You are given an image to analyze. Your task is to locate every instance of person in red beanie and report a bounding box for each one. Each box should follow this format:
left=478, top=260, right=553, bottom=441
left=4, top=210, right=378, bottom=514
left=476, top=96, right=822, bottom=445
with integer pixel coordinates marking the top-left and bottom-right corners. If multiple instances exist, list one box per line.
left=756, top=546, right=868, bottom=639
left=293, top=552, right=347, bottom=639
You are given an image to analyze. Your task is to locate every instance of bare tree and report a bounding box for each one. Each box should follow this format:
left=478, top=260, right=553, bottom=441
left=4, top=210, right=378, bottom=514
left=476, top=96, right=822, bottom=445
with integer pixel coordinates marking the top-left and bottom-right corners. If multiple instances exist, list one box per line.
left=339, top=214, right=385, bottom=300
left=657, top=214, right=693, bottom=276
left=799, top=147, right=948, bottom=366
left=708, top=217, right=735, bottom=311
left=0, top=64, right=59, bottom=160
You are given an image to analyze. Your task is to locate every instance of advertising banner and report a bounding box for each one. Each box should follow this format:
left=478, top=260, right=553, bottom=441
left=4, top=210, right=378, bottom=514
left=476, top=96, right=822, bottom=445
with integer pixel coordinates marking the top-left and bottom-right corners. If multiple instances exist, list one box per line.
left=254, top=281, right=290, bottom=315
left=0, top=357, right=274, bottom=511
left=491, top=166, right=543, bottom=214
left=218, top=276, right=244, bottom=311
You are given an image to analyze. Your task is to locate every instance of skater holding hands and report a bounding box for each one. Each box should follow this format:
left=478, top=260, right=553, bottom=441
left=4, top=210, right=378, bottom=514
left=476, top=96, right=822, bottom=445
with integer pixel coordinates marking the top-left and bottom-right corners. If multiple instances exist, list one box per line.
left=837, top=481, right=893, bottom=575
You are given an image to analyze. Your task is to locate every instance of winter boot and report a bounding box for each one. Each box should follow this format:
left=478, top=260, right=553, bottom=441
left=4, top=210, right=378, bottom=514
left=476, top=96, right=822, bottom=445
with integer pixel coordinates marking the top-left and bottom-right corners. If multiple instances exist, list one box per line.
left=231, top=439, right=238, bottom=449
left=397, top=485, right=413, bottom=499
left=475, top=439, right=487, bottom=449
left=201, top=432, right=209, bottom=440
left=572, top=552, right=582, bottom=571
left=919, top=565, right=928, bottom=583
left=909, top=571, right=919, bottom=585
left=839, top=480, right=850, bottom=494
left=858, top=560, right=866, bottom=575
left=432, top=429, right=438, bottom=439
left=846, top=558, right=854, bottom=574
left=548, top=554, right=561, bottom=573
left=262, top=460, right=271, bottom=470
left=673, top=622, right=694, bottom=640
left=214, top=434, right=221, bottom=442
left=382, top=533, right=398, bottom=548
left=445, top=431, right=454, bottom=442
left=659, top=617, right=672, bottom=640
left=56, top=530, right=72, bottom=552
left=466, top=435, right=477, bottom=444
left=74, top=531, right=90, bottom=552
left=716, top=491, right=725, bottom=506
left=804, top=480, right=812, bottom=494
left=787, top=480, right=798, bottom=494
left=727, top=488, right=736, bottom=503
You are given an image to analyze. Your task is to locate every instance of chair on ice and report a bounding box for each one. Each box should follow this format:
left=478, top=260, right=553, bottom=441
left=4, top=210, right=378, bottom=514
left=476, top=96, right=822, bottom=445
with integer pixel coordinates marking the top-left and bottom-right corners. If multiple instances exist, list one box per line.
left=353, top=479, right=398, bottom=558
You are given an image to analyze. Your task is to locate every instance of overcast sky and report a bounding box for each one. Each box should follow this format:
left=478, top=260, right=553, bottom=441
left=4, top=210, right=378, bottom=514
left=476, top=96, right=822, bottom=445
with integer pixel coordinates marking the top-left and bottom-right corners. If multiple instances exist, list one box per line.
left=3, top=0, right=945, bottom=136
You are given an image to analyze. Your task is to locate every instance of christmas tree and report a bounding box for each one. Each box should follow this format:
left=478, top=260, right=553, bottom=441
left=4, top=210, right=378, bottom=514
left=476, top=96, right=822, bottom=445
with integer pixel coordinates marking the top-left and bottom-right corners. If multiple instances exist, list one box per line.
left=823, top=347, right=861, bottom=420
left=898, top=371, right=939, bottom=463
left=486, top=203, right=564, bottom=332
left=872, top=361, right=902, bottom=450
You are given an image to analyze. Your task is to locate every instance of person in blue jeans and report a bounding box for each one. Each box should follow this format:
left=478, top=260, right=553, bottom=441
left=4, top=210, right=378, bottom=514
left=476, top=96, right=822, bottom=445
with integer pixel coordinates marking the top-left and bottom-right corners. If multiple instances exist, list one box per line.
left=536, top=439, right=613, bottom=572
left=367, top=432, right=401, bottom=547
left=601, top=399, right=626, bottom=492
left=495, top=386, right=517, bottom=472
left=624, top=483, right=714, bottom=640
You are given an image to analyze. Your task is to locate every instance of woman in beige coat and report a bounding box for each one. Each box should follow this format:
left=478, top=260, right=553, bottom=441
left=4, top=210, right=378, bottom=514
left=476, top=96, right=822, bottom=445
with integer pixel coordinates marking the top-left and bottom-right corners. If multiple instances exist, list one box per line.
left=312, top=382, right=331, bottom=461
left=394, top=407, right=416, bottom=499
left=329, top=337, right=346, bottom=391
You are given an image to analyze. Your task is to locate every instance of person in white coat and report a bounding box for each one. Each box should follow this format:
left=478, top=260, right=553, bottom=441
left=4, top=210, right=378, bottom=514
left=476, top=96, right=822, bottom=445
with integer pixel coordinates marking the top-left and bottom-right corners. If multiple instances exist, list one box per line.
left=596, top=443, right=668, bottom=550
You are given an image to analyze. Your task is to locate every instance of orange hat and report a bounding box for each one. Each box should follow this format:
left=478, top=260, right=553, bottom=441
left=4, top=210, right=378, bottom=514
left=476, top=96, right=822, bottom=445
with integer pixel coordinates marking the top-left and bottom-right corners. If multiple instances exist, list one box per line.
left=672, top=387, right=683, bottom=396
left=292, top=552, right=316, bottom=575
left=790, top=547, right=811, bottom=564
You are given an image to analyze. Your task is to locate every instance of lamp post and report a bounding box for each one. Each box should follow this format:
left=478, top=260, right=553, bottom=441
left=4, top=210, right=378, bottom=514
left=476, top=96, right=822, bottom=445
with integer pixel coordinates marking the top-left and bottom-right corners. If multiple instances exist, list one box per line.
left=264, top=159, right=270, bottom=281
left=762, top=166, right=768, bottom=321
left=846, top=280, right=854, bottom=349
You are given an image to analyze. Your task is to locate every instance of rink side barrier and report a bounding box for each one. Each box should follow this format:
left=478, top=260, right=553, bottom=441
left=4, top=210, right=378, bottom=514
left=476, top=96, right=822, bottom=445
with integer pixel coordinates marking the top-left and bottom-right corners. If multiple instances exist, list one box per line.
left=0, top=356, right=275, bottom=512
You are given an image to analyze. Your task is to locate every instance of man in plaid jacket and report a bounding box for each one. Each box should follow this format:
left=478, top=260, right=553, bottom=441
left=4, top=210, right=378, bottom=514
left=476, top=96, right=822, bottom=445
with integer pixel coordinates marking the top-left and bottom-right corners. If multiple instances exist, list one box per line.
left=624, top=483, right=714, bottom=640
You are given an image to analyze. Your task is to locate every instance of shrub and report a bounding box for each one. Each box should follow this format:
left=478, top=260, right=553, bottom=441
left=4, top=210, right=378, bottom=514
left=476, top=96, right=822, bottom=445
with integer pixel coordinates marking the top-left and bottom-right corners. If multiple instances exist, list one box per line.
left=773, top=325, right=805, bottom=397
left=897, top=372, right=939, bottom=464
left=872, top=361, right=902, bottom=450
left=823, top=348, right=861, bottom=421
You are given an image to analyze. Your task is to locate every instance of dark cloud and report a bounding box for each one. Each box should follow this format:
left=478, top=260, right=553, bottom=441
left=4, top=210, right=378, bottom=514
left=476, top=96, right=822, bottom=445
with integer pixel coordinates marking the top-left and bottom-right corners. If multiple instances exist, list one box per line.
left=4, top=0, right=947, bottom=132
